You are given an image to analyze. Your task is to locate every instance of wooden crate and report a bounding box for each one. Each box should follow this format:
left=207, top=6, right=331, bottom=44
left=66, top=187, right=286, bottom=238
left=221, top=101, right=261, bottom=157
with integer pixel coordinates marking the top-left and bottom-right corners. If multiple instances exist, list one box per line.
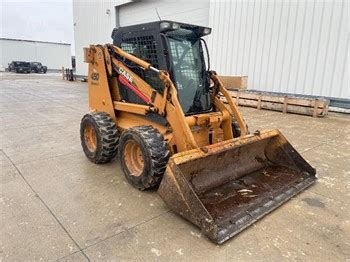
left=218, top=76, right=247, bottom=90
left=221, top=90, right=329, bottom=117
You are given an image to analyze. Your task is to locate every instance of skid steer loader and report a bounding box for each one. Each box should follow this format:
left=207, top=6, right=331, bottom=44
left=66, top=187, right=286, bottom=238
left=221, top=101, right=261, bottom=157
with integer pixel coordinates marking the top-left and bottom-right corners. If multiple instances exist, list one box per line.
left=80, top=21, right=316, bottom=244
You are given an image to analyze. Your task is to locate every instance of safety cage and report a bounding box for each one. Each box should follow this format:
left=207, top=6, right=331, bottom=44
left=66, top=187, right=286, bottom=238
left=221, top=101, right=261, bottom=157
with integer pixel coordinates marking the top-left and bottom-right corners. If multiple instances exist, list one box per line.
left=111, top=21, right=212, bottom=114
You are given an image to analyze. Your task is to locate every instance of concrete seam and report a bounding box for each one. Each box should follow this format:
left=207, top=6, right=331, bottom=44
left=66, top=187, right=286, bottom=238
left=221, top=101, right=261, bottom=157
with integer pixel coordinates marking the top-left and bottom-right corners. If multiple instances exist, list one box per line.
left=1, top=123, right=58, bottom=132
left=80, top=210, right=171, bottom=252
left=308, top=190, right=347, bottom=205
left=300, top=133, right=344, bottom=154
left=300, top=143, right=324, bottom=154
left=55, top=250, right=86, bottom=262
left=2, top=150, right=91, bottom=262
left=1, top=118, right=83, bottom=132
left=10, top=88, right=83, bottom=111
left=6, top=151, right=81, bottom=166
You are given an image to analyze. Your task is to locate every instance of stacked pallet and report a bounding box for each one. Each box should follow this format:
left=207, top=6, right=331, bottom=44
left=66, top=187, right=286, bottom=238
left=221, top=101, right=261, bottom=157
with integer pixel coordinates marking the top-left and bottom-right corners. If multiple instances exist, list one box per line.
left=222, top=90, right=329, bottom=117
left=218, top=75, right=248, bottom=90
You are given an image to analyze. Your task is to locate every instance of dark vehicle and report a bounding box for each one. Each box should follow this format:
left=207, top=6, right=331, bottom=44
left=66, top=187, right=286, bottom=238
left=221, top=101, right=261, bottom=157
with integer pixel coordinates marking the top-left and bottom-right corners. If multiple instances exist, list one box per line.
left=8, top=61, right=31, bottom=73
left=30, top=62, right=47, bottom=73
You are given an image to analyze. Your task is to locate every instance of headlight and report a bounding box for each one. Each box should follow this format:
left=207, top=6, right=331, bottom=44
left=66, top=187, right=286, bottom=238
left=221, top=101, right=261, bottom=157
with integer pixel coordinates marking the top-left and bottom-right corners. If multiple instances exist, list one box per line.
left=203, top=27, right=211, bottom=35
left=160, top=22, right=171, bottom=30
left=172, top=23, right=180, bottom=30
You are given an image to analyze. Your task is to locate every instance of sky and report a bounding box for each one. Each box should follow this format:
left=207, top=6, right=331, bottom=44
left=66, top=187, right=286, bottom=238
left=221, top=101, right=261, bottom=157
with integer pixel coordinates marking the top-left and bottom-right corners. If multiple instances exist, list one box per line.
left=1, top=0, right=75, bottom=54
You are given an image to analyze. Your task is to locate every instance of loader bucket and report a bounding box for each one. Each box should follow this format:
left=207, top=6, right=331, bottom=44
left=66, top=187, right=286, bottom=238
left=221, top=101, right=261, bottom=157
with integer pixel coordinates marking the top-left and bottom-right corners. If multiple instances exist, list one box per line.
left=158, top=129, right=316, bottom=244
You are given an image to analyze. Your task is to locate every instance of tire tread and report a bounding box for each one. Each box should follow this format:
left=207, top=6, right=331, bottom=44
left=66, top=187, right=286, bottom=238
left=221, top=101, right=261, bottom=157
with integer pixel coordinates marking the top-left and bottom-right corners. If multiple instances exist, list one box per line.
left=119, top=126, right=170, bottom=190
left=80, top=112, right=119, bottom=164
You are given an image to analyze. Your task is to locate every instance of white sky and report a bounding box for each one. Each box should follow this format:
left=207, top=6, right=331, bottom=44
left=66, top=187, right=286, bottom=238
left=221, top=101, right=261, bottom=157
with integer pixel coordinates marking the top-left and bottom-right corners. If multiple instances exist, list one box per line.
left=1, top=0, right=75, bottom=54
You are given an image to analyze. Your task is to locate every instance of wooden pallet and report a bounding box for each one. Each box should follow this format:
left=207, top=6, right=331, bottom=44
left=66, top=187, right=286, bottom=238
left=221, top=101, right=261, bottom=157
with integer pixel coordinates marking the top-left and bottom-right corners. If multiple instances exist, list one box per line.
left=221, top=90, right=329, bottom=117
left=218, top=76, right=247, bottom=90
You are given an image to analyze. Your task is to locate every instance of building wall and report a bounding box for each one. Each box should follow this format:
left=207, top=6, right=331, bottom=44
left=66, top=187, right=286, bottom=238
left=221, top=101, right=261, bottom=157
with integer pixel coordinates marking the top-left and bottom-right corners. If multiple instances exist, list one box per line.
left=0, top=39, right=71, bottom=70
left=73, top=0, right=349, bottom=100
left=73, top=0, right=117, bottom=76
left=72, top=0, right=209, bottom=76
left=208, top=0, right=349, bottom=99
left=118, top=1, right=209, bottom=26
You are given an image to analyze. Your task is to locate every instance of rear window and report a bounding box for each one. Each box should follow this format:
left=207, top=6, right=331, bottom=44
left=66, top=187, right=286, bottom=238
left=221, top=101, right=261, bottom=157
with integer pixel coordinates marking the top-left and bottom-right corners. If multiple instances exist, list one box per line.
left=121, top=35, right=164, bottom=94
left=14, top=62, right=29, bottom=66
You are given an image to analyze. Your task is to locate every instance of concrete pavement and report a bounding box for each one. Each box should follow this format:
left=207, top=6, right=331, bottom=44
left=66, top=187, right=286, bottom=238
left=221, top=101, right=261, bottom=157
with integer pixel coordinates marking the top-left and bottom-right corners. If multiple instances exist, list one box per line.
left=1, top=73, right=349, bottom=261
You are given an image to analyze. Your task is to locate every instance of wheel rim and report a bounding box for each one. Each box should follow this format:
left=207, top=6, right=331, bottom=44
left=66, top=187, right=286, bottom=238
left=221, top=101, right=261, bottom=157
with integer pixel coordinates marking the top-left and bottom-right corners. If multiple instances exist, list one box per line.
left=123, top=140, right=144, bottom=177
left=84, top=125, right=97, bottom=152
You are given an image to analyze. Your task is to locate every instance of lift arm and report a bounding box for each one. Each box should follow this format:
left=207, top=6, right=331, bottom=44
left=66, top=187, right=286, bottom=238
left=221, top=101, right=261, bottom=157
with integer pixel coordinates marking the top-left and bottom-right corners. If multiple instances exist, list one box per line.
left=84, top=44, right=198, bottom=151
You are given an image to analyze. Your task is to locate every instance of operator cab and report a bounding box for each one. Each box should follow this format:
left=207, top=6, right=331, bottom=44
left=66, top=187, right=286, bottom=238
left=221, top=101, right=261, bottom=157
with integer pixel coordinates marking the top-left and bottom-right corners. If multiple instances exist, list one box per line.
left=112, top=21, right=212, bottom=115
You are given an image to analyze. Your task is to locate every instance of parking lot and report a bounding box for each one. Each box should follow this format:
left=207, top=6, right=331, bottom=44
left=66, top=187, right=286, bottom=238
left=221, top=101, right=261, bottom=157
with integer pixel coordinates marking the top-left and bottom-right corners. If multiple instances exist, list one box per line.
left=1, top=72, right=349, bottom=261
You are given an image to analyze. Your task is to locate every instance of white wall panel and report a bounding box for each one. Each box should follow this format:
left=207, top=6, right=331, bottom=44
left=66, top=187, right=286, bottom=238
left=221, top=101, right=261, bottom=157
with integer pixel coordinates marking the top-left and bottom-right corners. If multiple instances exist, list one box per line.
left=73, top=0, right=209, bottom=76
left=73, top=0, right=348, bottom=99
left=208, top=0, right=349, bottom=99
left=73, top=0, right=117, bottom=75
left=0, top=39, right=71, bottom=70
left=119, top=1, right=209, bottom=26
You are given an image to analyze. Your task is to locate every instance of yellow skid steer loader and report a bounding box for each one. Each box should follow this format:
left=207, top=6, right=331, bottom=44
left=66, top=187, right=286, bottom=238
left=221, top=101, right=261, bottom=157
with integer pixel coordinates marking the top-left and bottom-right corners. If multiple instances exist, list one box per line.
left=80, top=21, right=316, bottom=244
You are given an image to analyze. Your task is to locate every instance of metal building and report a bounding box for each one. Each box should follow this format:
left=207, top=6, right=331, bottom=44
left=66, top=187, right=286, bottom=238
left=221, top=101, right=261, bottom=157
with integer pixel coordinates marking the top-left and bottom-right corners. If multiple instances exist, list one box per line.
left=73, top=0, right=209, bottom=76
left=73, top=0, right=349, bottom=101
left=0, top=38, right=72, bottom=71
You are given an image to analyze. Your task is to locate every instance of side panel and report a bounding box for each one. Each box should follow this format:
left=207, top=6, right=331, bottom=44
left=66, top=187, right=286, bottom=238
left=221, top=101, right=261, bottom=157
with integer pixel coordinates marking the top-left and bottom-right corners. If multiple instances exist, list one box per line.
left=208, top=1, right=349, bottom=99
left=87, top=47, right=116, bottom=119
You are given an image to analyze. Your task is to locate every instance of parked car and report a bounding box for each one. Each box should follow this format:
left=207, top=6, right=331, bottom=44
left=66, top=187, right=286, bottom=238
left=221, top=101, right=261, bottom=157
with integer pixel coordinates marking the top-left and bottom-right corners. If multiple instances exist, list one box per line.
left=8, top=61, right=31, bottom=73
left=30, top=62, right=47, bottom=73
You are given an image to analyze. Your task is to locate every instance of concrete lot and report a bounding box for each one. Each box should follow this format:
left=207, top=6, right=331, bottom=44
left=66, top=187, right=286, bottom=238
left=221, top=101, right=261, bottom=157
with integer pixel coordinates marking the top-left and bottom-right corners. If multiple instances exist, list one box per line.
left=1, top=72, right=349, bottom=261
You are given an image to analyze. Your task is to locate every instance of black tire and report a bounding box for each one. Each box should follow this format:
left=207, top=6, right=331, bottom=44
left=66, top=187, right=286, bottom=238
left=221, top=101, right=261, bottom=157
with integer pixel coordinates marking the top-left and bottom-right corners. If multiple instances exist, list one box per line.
left=232, top=119, right=249, bottom=138
left=119, top=126, right=170, bottom=190
left=80, top=112, right=119, bottom=164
